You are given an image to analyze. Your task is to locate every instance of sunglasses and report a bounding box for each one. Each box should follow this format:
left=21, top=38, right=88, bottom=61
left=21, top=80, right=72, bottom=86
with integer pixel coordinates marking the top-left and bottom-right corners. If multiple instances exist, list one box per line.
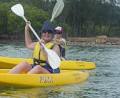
left=56, top=32, right=62, bottom=34
left=42, top=30, right=53, bottom=34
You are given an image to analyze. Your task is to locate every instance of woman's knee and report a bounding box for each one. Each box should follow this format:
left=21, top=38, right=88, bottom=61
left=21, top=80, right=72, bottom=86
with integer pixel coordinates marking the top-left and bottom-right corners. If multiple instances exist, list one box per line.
left=18, top=61, right=30, bottom=67
left=15, top=61, right=31, bottom=71
left=28, top=65, right=42, bottom=74
left=33, top=65, right=42, bottom=71
left=20, top=61, right=29, bottom=65
left=28, top=65, right=50, bottom=74
left=34, top=65, right=50, bottom=73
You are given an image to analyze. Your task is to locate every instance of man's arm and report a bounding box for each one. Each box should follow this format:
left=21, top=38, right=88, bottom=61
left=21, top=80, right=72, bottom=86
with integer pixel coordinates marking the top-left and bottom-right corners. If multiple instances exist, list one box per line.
left=52, top=45, right=60, bottom=57
left=60, top=38, right=66, bottom=48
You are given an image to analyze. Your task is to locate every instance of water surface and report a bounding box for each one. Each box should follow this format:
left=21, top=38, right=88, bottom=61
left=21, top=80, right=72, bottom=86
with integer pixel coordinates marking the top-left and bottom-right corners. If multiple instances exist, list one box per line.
left=0, top=42, right=120, bottom=98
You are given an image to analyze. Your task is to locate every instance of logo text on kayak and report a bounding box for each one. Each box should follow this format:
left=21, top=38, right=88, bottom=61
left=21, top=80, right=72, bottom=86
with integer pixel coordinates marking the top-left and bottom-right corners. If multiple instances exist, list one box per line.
left=39, top=76, right=53, bottom=83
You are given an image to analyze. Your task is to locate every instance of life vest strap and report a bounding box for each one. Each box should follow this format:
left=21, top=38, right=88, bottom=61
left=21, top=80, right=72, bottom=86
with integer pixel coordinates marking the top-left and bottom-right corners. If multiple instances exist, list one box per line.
left=33, top=58, right=46, bottom=65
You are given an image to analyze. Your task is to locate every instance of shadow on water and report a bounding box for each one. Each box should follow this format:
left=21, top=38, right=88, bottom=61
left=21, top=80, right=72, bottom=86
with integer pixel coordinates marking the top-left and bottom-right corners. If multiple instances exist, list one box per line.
left=0, top=42, right=120, bottom=98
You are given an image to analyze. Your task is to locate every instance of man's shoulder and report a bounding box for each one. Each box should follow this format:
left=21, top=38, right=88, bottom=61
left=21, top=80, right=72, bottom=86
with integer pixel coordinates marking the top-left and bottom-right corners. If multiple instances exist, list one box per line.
left=61, top=38, right=66, bottom=42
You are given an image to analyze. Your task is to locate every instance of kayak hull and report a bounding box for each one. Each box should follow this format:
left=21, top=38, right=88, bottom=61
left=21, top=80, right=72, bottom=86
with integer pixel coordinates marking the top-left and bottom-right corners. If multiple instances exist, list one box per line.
left=0, top=56, right=96, bottom=70
left=0, top=69, right=89, bottom=87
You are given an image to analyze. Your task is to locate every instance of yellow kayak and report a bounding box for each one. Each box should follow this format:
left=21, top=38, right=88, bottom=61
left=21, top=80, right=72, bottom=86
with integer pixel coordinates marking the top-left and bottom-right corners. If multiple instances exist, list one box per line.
left=0, top=56, right=96, bottom=70
left=0, top=69, right=89, bottom=87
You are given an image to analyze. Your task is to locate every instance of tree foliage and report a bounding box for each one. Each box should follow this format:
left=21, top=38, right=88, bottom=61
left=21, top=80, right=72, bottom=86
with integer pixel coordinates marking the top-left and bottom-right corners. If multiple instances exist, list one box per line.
left=0, top=0, right=120, bottom=39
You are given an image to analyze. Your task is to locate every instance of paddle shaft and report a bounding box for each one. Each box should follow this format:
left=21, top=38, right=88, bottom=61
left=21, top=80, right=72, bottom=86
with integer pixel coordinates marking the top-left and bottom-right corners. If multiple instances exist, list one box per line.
left=22, top=16, right=45, bottom=47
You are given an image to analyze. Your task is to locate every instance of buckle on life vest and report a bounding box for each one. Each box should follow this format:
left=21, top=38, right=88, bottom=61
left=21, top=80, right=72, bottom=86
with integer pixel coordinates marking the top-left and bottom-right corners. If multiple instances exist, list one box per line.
left=33, top=58, right=46, bottom=65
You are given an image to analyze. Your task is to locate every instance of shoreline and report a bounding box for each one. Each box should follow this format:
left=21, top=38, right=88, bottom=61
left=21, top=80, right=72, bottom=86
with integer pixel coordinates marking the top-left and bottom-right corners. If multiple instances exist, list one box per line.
left=67, top=41, right=120, bottom=48
left=0, top=36, right=120, bottom=47
left=67, top=36, right=120, bottom=46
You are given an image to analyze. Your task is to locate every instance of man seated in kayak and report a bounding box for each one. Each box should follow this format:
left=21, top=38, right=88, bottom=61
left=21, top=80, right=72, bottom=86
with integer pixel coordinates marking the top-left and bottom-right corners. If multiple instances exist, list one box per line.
left=54, top=26, right=66, bottom=60
left=9, top=21, right=60, bottom=74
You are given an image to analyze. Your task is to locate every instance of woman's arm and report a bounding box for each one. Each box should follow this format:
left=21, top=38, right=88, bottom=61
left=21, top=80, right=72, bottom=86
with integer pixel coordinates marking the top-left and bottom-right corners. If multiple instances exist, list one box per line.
left=25, top=22, right=36, bottom=50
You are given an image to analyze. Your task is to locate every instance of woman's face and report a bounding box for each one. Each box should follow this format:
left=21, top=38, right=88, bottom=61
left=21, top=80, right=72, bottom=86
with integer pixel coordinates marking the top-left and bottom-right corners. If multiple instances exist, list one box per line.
left=41, top=32, right=53, bottom=42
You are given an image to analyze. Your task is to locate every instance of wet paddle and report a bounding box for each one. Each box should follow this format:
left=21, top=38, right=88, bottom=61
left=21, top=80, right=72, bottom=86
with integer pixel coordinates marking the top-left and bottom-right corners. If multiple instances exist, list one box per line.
left=11, top=0, right=64, bottom=69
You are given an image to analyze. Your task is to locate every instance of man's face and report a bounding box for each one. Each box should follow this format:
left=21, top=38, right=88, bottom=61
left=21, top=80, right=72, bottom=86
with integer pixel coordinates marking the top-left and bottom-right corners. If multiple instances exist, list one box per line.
left=55, top=33, right=62, bottom=39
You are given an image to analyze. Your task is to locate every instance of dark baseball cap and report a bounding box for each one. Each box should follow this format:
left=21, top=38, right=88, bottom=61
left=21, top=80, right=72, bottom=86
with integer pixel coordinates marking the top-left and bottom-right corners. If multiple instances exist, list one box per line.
left=41, top=20, right=55, bottom=34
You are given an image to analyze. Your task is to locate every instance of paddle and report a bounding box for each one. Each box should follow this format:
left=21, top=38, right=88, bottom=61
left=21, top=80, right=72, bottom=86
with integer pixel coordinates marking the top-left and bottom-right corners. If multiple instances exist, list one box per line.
left=50, top=0, right=64, bottom=22
left=11, top=0, right=64, bottom=69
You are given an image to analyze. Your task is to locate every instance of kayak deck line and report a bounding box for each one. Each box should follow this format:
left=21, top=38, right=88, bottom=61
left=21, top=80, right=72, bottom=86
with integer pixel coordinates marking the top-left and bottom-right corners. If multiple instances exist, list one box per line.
left=0, top=56, right=96, bottom=70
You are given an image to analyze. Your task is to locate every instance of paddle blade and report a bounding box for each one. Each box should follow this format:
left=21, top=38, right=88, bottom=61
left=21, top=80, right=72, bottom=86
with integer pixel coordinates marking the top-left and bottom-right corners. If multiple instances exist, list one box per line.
left=11, top=4, right=24, bottom=17
left=50, top=0, right=64, bottom=22
left=46, top=49, right=61, bottom=69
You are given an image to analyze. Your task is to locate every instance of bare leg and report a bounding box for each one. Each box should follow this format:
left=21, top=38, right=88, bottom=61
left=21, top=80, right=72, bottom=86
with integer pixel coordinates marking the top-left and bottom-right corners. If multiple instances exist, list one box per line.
left=8, top=61, right=32, bottom=74
left=28, top=65, right=50, bottom=74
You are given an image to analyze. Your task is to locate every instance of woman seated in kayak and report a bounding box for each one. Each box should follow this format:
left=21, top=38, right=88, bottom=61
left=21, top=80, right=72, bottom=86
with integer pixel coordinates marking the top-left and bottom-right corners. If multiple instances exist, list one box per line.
left=9, top=21, right=60, bottom=74
left=54, top=26, right=66, bottom=60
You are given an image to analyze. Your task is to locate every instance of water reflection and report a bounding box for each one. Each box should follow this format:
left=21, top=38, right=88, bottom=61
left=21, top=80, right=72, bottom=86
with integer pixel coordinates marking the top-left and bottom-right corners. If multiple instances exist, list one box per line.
left=0, top=85, right=87, bottom=98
